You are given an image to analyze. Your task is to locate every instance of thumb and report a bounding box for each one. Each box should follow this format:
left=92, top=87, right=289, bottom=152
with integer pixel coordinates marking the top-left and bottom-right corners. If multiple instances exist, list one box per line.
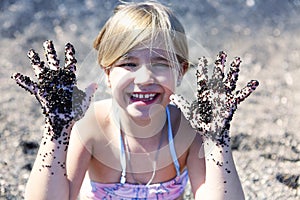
left=85, top=82, right=98, bottom=100
left=82, top=82, right=98, bottom=111
left=11, top=73, right=38, bottom=95
left=170, top=93, right=191, bottom=120
left=234, top=80, right=259, bottom=105
left=72, top=83, right=98, bottom=121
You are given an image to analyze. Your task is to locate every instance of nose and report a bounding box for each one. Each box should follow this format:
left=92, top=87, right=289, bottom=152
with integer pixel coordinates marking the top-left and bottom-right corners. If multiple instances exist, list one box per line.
left=133, top=64, right=154, bottom=85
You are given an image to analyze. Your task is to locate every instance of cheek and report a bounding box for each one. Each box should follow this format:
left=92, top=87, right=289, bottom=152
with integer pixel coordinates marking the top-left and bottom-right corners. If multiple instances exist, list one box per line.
left=155, top=71, right=176, bottom=93
left=109, top=70, right=134, bottom=96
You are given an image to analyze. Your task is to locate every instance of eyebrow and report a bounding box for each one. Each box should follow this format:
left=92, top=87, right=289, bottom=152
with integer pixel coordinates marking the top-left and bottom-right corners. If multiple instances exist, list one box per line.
left=152, top=57, right=170, bottom=64
left=119, top=55, right=169, bottom=62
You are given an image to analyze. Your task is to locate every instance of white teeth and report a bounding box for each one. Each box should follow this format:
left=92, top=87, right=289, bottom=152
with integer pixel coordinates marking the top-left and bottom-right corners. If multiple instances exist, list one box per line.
left=131, top=93, right=156, bottom=100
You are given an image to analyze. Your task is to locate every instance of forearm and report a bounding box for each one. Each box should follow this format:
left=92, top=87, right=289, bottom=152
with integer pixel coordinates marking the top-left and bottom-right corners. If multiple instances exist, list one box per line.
left=11, top=40, right=96, bottom=200
left=25, top=124, right=73, bottom=200
left=171, top=51, right=258, bottom=200
left=196, top=137, right=244, bottom=200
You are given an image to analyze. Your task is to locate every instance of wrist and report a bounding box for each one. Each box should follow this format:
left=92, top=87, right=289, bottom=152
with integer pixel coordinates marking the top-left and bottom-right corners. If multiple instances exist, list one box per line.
left=202, top=134, right=233, bottom=168
left=43, top=120, right=74, bottom=141
left=201, top=128, right=231, bottom=148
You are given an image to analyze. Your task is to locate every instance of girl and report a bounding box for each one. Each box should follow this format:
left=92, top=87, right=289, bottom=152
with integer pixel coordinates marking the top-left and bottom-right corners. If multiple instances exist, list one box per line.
left=12, top=1, right=258, bottom=199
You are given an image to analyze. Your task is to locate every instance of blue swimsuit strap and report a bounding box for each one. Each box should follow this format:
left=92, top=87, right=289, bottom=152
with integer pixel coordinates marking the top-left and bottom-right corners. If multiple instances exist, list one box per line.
left=166, top=106, right=181, bottom=177
left=119, top=106, right=180, bottom=184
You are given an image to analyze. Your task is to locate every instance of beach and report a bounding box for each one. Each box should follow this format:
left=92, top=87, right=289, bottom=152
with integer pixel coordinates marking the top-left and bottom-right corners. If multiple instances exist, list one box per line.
left=1, top=0, right=300, bottom=199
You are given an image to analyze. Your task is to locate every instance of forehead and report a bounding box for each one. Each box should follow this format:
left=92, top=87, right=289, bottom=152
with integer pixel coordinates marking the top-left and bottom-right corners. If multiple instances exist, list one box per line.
left=124, top=38, right=175, bottom=59
left=130, top=35, right=175, bottom=56
left=122, top=47, right=169, bottom=59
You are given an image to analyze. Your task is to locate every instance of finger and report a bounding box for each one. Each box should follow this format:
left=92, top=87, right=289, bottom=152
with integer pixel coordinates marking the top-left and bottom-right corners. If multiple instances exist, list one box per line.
left=170, top=94, right=191, bottom=120
left=73, top=83, right=98, bottom=121
left=84, top=83, right=98, bottom=105
left=64, top=43, right=77, bottom=72
left=212, top=51, right=226, bottom=80
left=196, top=56, right=208, bottom=94
left=234, top=80, right=259, bottom=104
left=11, top=73, right=38, bottom=95
left=81, top=83, right=98, bottom=113
left=27, top=49, right=45, bottom=77
left=43, top=40, right=60, bottom=70
left=224, top=57, right=241, bottom=92
left=209, top=51, right=226, bottom=90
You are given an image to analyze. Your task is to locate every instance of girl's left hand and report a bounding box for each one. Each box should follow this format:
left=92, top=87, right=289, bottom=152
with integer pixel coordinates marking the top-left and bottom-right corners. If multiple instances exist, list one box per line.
left=170, top=51, right=259, bottom=146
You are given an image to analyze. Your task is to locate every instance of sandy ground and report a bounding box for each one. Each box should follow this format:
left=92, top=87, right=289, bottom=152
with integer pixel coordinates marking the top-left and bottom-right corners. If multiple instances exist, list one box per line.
left=1, top=0, right=300, bottom=199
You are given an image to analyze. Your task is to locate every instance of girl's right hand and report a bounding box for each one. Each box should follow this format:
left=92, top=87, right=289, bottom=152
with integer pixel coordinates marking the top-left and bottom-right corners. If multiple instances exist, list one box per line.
left=12, top=40, right=97, bottom=139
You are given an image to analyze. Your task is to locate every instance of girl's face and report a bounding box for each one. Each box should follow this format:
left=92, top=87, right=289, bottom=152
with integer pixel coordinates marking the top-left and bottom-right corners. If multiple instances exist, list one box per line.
left=107, top=44, right=178, bottom=123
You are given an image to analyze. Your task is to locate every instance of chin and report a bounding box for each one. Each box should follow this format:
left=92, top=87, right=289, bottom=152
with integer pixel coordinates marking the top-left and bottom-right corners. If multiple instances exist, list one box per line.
left=127, top=103, right=165, bottom=120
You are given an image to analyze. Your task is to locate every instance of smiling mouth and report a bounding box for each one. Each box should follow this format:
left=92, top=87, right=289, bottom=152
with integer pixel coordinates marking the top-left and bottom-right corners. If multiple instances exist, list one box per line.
left=130, top=93, right=159, bottom=103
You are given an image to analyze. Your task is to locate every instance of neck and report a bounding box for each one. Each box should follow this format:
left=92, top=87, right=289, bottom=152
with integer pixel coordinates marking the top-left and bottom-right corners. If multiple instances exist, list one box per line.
left=113, top=105, right=167, bottom=139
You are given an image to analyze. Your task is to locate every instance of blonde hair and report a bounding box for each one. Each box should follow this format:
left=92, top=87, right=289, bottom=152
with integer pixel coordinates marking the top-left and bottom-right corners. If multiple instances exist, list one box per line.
left=93, top=1, right=189, bottom=74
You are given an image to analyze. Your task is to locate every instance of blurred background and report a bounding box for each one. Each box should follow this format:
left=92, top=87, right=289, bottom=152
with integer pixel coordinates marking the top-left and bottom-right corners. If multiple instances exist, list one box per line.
left=1, top=0, right=300, bottom=199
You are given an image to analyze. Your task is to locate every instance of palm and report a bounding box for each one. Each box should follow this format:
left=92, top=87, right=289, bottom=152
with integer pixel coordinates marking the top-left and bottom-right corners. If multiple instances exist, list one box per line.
left=170, top=51, right=259, bottom=146
left=12, top=40, right=96, bottom=139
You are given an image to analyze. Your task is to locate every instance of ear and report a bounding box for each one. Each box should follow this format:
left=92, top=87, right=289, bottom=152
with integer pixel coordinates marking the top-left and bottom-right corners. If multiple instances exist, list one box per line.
left=181, top=61, right=189, bottom=75
left=177, top=61, right=189, bottom=86
left=104, top=68, right=111, bottom=88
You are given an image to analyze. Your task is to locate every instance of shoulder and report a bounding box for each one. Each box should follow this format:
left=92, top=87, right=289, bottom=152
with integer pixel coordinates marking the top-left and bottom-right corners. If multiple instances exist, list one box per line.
left=76, top=99, right=112, bottom=128
left=168, top=104, right=195, bottom=136
left=168, top=104, right=200, bottom=156
left=73, top=99, right=123, bottom=169
left=71, top=99, right=114, bottom=149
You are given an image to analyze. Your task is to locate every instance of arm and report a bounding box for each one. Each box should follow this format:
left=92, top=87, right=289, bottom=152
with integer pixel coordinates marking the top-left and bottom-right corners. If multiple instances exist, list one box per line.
left=188, top=136, right=244, bottom=200
left=26, top=120, right=93, bottom=200
left=67, top=125, right=93, bottom=200
left=172, top=52, right=259, bottom=200
left=12, top=41, right=97, bottom=199
left=25, top=125, right=72, bottom=199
